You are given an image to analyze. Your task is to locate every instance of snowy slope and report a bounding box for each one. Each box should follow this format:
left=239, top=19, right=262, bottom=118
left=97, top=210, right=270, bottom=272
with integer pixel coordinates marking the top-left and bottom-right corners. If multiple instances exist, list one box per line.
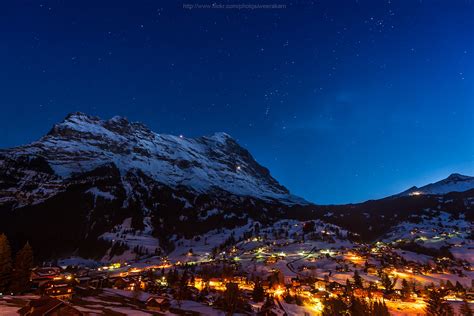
left=395, top=173, right=474, bottom=197
left=383, top=211, right=471, bottom=249
left=1, top=112, right=304, bottom=204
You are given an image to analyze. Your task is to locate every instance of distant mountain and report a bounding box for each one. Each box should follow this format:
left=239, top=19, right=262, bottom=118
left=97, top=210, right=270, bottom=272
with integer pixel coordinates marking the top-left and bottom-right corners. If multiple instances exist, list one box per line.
left=394, top=173, right=474, bottom=197
left=312, top=173, right=474, bottom=240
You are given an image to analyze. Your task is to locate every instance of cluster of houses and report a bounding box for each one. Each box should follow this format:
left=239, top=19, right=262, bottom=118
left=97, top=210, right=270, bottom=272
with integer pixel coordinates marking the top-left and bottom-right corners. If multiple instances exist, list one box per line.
left=13, top=227, right=474, bottom=316
left=21, top=265, right=173, bottom=315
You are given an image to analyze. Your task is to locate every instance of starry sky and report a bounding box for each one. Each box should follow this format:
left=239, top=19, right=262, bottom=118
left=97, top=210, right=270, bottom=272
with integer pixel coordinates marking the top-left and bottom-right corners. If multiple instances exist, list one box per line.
left=1, top=1, right=473, bottom=204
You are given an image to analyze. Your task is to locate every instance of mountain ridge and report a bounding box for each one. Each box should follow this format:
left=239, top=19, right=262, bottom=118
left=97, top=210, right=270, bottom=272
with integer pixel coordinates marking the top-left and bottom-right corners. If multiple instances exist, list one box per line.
left=0, top=112, right=472, bottom=262
left=393, top=173, right=474, bottom=198
left=1, top=112, right=305, bottom=205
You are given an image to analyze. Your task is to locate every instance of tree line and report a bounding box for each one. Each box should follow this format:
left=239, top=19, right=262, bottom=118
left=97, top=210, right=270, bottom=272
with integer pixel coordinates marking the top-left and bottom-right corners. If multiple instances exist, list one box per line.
left=0, top=233, right=34, bottom=294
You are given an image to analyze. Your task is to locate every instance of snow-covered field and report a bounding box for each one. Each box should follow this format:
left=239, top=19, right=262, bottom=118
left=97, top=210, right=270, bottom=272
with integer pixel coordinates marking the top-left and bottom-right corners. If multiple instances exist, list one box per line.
left=384, top=212, right=471, bottom=249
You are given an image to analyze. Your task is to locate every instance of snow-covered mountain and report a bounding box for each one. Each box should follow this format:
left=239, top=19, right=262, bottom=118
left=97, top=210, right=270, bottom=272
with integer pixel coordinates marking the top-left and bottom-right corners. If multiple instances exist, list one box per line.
left=395, top=173, right=474, bottom=197
left=0, top=112, right=472, bottom=262
left=1, top=112, right=303, bottom=205
left=0, top=113, right=307, bottom=260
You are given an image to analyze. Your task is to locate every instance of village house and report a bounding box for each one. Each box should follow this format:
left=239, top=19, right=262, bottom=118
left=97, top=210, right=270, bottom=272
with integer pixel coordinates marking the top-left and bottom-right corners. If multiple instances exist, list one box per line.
left=40, top=280, right=75, bottom=300
left=18, top=297, right=82, bottom=316
left=30, top=267, right=62, bottom=288
left=145, top=296, right=171, bottom=312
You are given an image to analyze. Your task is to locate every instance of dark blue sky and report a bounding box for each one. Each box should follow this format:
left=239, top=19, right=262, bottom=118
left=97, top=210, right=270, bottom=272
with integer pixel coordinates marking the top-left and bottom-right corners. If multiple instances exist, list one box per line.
left=1, top=1, right=473, bottom=204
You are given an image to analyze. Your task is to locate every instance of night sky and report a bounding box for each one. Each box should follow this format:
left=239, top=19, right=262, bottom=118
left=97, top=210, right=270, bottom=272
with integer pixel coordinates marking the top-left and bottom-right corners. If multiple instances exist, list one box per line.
left=1, top=1, right=473, bottom=204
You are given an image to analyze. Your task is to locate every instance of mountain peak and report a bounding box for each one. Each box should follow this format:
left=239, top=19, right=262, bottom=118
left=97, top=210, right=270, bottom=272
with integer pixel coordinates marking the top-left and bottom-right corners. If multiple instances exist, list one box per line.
left=396, top=173, right=474, bottom=197
left=46, top=112, right=155, bottom=140
left=206, top=132, right=234, bottom=144
left=6, top=113, right=300, bottom=203
left=108, top=115, right=130, bottom=125
left=445, top=173, right=471, bottom=181
left=65, top=111, right=96, bottom=120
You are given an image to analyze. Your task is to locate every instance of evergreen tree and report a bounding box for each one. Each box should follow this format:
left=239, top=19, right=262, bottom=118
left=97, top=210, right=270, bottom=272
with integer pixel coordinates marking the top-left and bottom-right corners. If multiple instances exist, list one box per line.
left=222, top=282, right=239, bottom=316
left=401, top=279, right=412, bottom=299
left=322, top=297, right=347, bottom=316
left=252, top=279, right=265, bottom=302
left=349, top=296, right=370, bottom=316
left=176, top=270, right=189, bottom=307
left=425, top=290, right=454, bottom=316
left=445, top=280, right=454, bottom=290
left=261, top=294, right=275, bottom=310
left=0, top=234, right=12, bottom=293
left=10, top=242, right=33, bottom=294
left=455, top=281, right=465, bottom=293
left=353, top=270, right=363, bottom=288
left=372, top=300, right=390, bottom=316
left=380, top=272, right=397, bottom=294
left=345, top=278, right=353, bottom=293
left=166, top=268, right=178, bottom=286
left=460, top=300, right=473, bottom=316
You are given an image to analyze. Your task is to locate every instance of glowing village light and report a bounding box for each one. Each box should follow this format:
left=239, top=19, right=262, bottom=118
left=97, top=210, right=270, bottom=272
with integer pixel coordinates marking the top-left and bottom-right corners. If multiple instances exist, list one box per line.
left=273, top=286, right=285, bottom=297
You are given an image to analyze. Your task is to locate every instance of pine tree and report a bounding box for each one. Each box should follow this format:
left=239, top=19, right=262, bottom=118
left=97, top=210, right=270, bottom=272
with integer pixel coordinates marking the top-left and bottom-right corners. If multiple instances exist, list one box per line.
left=353, top=270, right=363, bottom=288
left=401, top=279, right=412, bottom=299
left=10, top=242, right=33, bottom=294
left=380, top=272, right=397, bottom=294
left=252, top=279, right=265, bottom=302
left=322, top=297, right=347, bottom=316
left=223, top=282, right=239, bottom=316
left=445, top=280, right=454, bottom=290
left=349, top=296, right=370, bottom=316
left=372, top=301, right=381, bottom=315
left=372, top=300, right=390, bottom=316
left=455, top=281, right=465, bottom=293
left=460, top=300, right=473, bottom=316
left=0, top=233, right=12, bottom=293
left=425, top=290, right=454, bottom=316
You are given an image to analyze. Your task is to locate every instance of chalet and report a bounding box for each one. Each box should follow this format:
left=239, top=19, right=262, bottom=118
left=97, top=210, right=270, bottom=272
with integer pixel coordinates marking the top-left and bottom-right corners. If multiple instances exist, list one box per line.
left=353, top=288, right=383, bottom=299
left=265, top=256, right=278, bottom=264
left=30, top=267, right=61, bottom=288
left=315, top=280, right=327, bottom=290
left=41, top=280, right=74, bottom=300
left=290, top=278, right=301, bottom=287
left=366, top=266, right=378, bottom=275
left=145, top=296, right=171, bottom=312
left=75, top=275, right=106, bottom=289
left=112, top=277, right=132, bottom=290
left=313, top=291, right=329, bottom=299
left=18, top=297, right=82, bottom=316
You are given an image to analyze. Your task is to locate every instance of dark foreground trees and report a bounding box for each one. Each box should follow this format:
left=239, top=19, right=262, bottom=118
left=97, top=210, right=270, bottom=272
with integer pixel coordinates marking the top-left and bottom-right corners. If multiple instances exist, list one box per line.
left=0, top=234, right=34, bottom=294
left=0, top=233, right=12, bottom=293
left=322, top=296, right=389, bottom=316
left=10, top=242, right=34, bottom=293
left=425, top=289, right=454, bottom=316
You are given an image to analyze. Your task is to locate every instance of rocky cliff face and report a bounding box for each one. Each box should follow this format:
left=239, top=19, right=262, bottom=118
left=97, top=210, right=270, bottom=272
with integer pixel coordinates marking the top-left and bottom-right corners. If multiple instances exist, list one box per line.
left=0, top=113, right=306, bottom=260
left=2, top=112, right=304, bottom=204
